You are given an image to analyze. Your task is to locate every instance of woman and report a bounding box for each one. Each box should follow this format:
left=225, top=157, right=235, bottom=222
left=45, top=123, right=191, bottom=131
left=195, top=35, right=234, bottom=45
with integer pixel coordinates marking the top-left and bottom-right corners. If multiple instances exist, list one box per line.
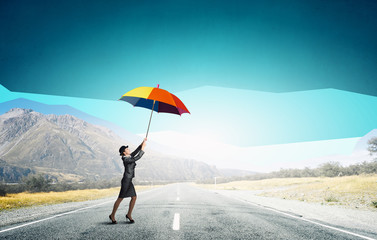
left=109, top=138, right=147, bottom=224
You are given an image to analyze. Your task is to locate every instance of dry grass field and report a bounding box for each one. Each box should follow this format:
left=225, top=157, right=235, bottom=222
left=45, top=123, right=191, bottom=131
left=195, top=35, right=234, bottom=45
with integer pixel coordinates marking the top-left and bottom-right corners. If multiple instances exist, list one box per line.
left=0, top=185, right=156, bottom=211
left=197, top=175, right=377, bottom=210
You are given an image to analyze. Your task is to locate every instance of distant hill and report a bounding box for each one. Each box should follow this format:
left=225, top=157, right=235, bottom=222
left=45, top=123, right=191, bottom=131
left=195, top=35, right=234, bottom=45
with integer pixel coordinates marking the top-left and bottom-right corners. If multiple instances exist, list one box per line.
left=0, top=108, right=223, bottom=182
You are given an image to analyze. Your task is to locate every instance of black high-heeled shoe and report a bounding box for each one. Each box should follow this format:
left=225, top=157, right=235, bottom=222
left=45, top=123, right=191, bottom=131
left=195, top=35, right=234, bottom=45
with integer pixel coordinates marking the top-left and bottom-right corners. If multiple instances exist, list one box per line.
left=126, top=214, right=135, bottom=224
left=109, top=215, right=117, bottom=224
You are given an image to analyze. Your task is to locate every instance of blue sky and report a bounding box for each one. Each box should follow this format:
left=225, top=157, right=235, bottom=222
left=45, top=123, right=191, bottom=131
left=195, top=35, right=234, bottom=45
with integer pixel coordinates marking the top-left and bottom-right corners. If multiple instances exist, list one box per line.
left=1, top=0, right=377, bottom=99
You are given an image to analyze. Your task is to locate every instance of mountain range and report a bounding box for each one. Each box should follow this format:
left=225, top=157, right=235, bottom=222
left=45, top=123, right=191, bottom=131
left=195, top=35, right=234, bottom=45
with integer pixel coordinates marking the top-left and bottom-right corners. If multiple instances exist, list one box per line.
left=0, top=108, right=251, bottom=183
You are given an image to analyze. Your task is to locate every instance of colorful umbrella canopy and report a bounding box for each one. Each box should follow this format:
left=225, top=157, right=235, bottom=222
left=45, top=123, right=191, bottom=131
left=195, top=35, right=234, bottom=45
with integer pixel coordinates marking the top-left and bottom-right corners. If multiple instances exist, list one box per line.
left=119, top=86, right=190, bottom=115
left=119, top=85, right=190, bottom=137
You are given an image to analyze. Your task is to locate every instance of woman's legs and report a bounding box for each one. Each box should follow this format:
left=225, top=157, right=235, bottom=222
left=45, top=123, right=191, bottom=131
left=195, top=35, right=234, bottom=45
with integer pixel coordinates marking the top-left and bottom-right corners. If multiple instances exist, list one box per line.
left=110, top=197, right=124, bottom=220
left=126, top=196, right=137, bottom=219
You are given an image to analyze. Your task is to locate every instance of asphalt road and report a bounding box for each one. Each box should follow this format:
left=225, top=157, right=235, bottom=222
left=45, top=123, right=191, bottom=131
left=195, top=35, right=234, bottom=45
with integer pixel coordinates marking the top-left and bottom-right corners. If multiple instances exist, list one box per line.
left=0, top=183, right=376, bottom=240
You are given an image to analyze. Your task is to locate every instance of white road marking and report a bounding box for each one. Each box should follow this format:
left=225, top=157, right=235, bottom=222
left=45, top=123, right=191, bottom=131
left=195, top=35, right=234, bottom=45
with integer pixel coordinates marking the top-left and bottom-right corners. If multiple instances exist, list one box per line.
left=172, top=213, right=180, bottom=231
left=229, top=195, right=376, bottom=240
left=0, top=200, right=113, bottom=234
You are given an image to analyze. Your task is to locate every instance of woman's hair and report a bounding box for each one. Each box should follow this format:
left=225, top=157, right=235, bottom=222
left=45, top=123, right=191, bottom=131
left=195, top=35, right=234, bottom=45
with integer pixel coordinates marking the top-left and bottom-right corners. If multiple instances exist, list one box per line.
left=119, top=145, right=128, bottom=156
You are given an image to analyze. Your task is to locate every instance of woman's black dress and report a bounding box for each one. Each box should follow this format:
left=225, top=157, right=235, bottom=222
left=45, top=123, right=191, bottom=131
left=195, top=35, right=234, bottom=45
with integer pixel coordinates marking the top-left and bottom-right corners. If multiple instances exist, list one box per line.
left=118, top=176, right=136, bottom=198
left=118, top=145, right=144, bottom=198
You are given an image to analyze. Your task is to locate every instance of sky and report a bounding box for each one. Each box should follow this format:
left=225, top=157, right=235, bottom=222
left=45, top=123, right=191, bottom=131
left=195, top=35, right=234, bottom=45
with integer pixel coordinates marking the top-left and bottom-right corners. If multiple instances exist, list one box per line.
left=1, top=1, right=377, bottom=170
left=1, top=0, right=377, bottom=99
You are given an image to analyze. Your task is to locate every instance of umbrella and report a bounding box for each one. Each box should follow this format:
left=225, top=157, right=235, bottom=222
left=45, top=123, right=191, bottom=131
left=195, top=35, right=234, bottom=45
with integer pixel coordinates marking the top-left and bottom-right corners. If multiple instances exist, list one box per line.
left=119, top=84, right=190, bottom=138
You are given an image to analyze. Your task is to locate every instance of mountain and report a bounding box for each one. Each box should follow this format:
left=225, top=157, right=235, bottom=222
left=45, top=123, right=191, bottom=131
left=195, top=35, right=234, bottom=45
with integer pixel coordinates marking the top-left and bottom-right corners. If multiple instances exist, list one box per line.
left=0, top=108, right=222, bottom=182
left=0, top=108, right=125, bottom=180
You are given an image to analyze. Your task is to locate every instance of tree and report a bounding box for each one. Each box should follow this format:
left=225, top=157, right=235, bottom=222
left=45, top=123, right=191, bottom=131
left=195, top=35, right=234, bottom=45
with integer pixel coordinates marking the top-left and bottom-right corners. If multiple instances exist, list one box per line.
left=23, top=174, right=51, bottom=192
left=367, top=137, right=377, bottom=157
left=318, top=162, right=342, bottom=177
left=0, top=182, right=6, bottom=196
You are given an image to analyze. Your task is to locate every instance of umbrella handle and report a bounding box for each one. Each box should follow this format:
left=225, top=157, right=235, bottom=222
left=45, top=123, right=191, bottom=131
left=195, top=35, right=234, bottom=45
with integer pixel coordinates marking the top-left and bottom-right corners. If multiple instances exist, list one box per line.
left=146, top=100, right=156, bottom=138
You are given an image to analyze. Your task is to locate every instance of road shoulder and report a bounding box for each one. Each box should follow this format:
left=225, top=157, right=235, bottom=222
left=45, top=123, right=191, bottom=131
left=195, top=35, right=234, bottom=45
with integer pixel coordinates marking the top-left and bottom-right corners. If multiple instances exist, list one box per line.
left=211, top=189, right=377, bottom=236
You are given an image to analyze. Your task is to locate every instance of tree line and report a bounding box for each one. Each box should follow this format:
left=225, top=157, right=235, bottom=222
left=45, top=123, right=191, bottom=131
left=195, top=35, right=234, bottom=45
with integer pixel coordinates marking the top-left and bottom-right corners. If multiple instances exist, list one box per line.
left=197, top=160, right=377, bottom=184
left=248, top=160, right=377, bottom=179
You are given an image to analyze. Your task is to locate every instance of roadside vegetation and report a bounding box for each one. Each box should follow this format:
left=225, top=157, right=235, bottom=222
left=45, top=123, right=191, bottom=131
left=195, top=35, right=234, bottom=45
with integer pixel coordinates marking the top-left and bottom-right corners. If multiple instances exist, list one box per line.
left=0, top=185, right=157, bottom=211
left=0, top=175, right=160, bottom=211
left=198, top=160, right=377, bottom=185
left=0, top=174, right=158, bottom=196
left=196, top=139, right=377, bottom=210
left=0, top=188, right=119, bottom=210
left=0, top=175, right=121, bottom=197
left=196, top=161, right=377, bottom=210
left=198, top=175, right=377, bottom=210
